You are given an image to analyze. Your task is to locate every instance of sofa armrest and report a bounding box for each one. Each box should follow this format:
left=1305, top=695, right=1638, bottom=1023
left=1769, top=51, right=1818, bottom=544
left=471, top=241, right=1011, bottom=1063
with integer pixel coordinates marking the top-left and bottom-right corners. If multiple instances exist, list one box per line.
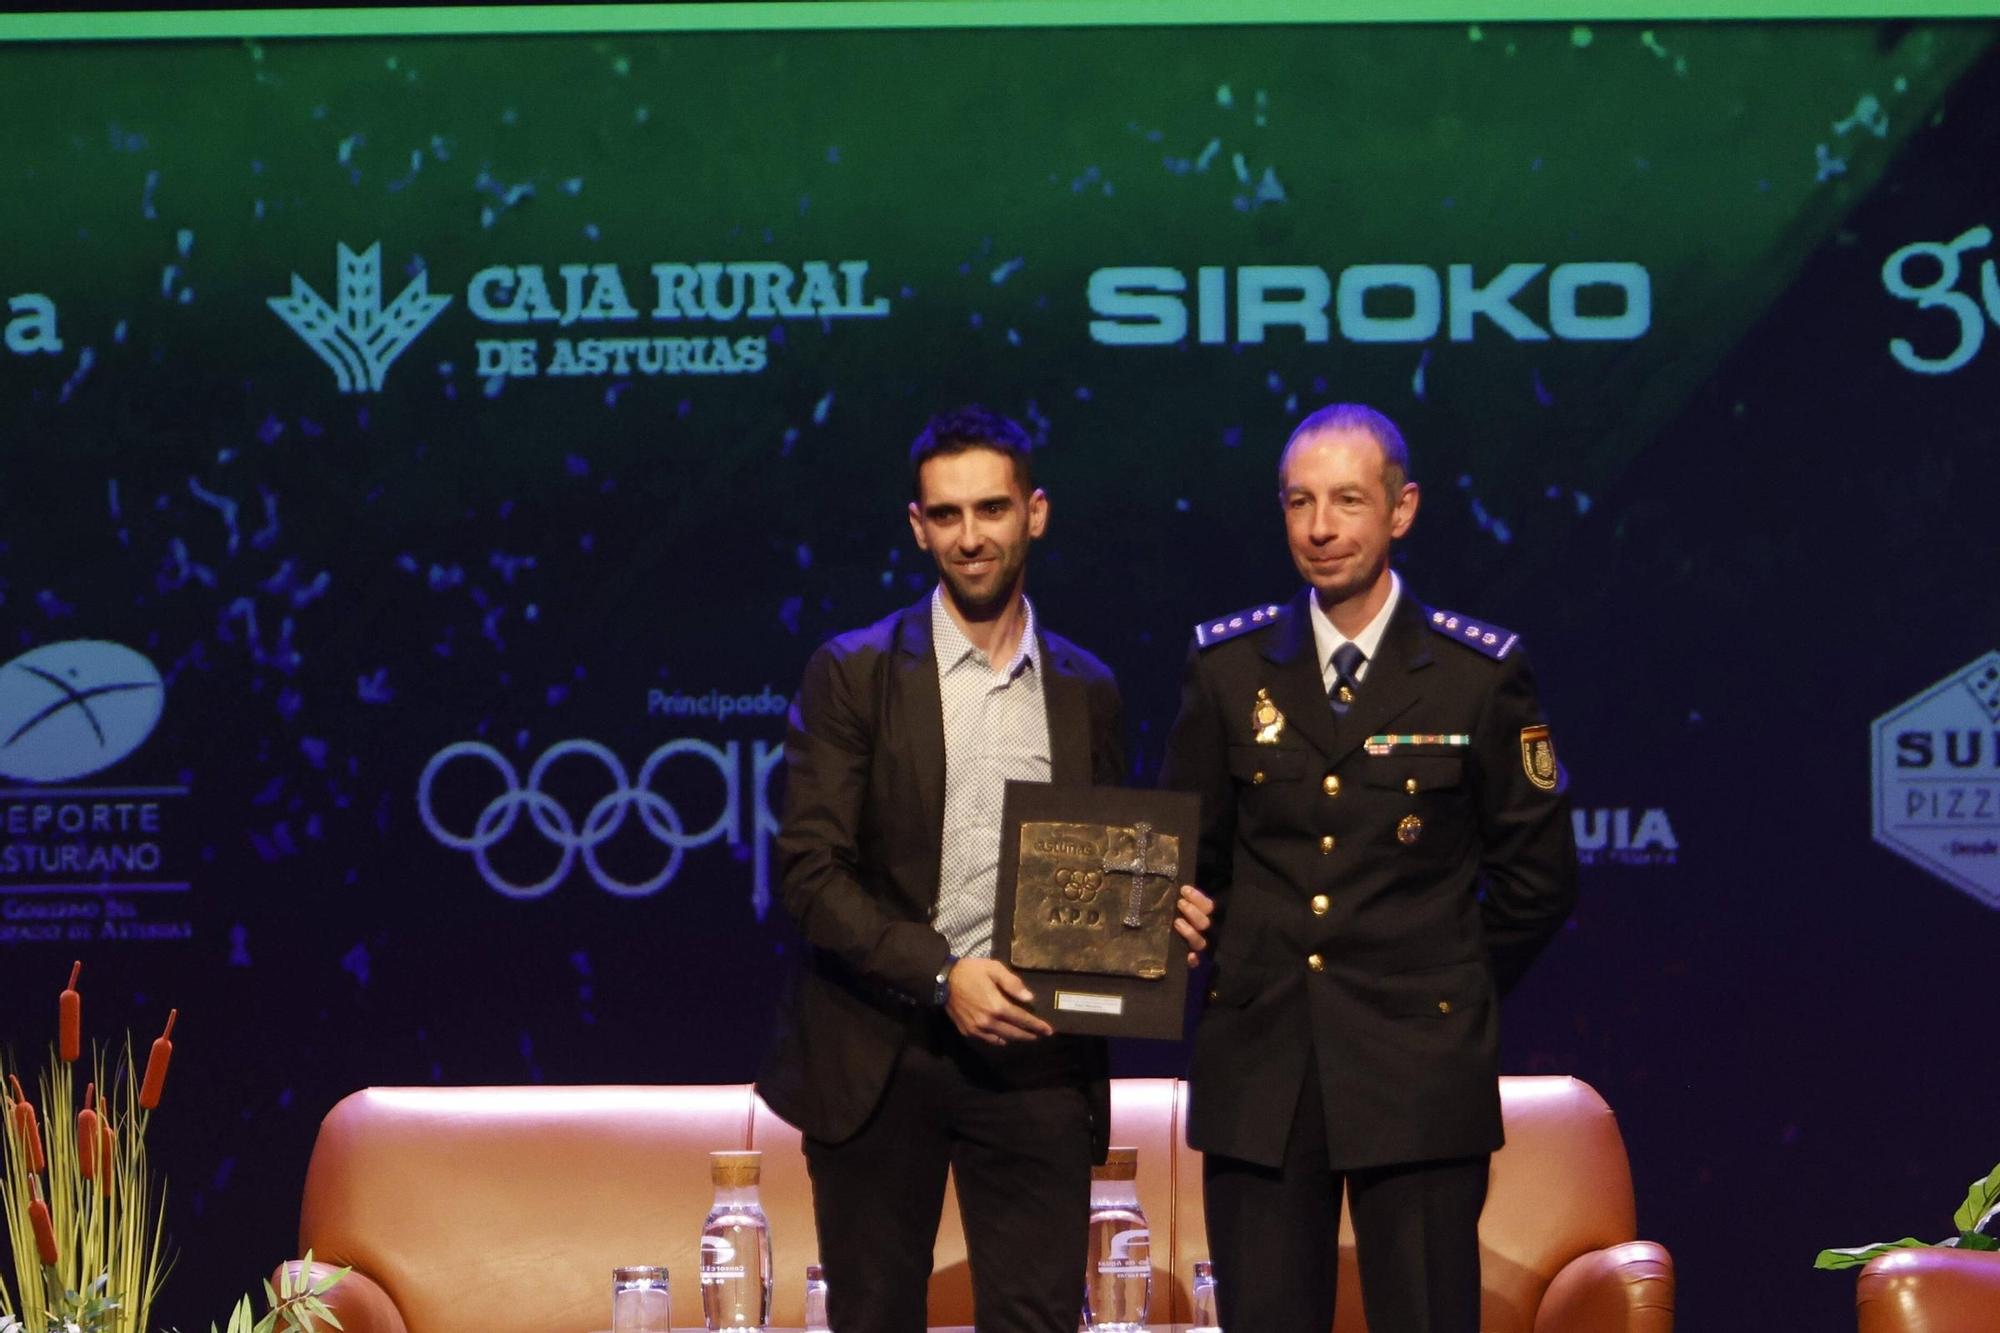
left=1533, top=1240, right=1675, bottom=1333
left=271, top=1261, right=409, bottom=1333
left=1857, top=1246, right=2000, bottom=1333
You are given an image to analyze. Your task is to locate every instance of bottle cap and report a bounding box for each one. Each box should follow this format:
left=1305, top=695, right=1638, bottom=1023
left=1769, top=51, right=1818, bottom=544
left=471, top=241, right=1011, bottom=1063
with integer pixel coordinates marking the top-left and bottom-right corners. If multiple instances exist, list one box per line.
left=806, top=1264, right=824, bottom=1281
left=709, top=1150, right=762, bottom=1187
left=1091, top=1146, right=1139, bottom=1181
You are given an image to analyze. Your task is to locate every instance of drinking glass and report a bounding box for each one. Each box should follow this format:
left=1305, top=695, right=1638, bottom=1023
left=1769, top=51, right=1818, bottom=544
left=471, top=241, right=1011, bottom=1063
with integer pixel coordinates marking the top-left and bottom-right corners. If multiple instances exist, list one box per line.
left=612, top=1265, right=672, bottom=1333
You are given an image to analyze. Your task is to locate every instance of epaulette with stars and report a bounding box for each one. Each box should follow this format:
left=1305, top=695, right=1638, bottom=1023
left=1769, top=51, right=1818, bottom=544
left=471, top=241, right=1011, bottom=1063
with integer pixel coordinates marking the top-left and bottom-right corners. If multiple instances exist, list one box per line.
left=1194, top=601, right=1287, bottom=649
left=1426, top=607, right=1519, bottom=660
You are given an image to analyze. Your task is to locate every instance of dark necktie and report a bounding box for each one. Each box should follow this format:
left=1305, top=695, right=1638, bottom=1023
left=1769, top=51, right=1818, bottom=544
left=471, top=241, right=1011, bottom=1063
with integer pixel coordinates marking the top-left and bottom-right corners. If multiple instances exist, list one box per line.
left=1329, top=642, right=1365, bottom=714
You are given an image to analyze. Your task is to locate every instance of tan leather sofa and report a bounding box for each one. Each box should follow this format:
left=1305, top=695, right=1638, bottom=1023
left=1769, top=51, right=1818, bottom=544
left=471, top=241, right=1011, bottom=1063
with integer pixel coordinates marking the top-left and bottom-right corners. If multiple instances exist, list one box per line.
left=279, top=1075, right=1671, bottom=1331
left=1856, top=1247, right=2000, bottom=1333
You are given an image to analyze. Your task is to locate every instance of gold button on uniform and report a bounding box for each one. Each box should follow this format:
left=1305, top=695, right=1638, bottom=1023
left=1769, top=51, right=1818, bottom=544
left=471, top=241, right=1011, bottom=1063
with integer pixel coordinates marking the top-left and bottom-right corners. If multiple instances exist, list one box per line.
left=1437, top=1000, right=1453, bottom=1015
left=1252, top=771, right=1266, bottom=785
left=1309, top=894, right=1330, bottom=915
left=1306, top=953, right=1325, bottom=972
left=1405, top=777, right=1419, bottom=795
left=1322, top=775, right=1340, bottom=796
left=1318, top=835, right=1335, bottom=854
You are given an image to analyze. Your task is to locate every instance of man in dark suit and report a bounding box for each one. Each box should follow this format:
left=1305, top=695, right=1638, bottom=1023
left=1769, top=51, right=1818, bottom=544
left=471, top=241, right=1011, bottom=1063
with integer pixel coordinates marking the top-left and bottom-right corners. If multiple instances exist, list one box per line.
left=759, top=406, right=1211, bottom=1333
left=1162, top=403, right=1578, bottom=1333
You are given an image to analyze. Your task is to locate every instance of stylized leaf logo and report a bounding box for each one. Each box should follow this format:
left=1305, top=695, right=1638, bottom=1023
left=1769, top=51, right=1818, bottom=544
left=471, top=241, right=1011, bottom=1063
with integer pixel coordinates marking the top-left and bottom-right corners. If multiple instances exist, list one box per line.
left=270, top=242, right=451, bottom=392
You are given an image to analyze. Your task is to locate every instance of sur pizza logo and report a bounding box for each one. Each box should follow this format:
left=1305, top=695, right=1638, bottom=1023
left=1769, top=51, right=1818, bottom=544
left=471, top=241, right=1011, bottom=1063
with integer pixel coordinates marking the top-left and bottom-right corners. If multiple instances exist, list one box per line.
left=1872, top=651, right=2000, bottom=910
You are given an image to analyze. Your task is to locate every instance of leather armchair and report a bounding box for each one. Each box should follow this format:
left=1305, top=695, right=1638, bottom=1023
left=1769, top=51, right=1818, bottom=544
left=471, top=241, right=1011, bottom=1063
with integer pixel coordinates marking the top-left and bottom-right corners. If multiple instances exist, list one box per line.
left=1169, top=1074, right=1671, bottom=1332
left=1856, top=1247, right=2000, bottom=1333
left=277, top=1075, right=1669, bottom=1332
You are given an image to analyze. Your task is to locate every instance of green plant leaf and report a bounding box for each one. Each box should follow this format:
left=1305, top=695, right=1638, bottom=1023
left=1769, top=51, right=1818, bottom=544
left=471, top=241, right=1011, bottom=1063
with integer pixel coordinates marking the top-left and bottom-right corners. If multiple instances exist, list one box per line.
left=1952, top=1162, right=2000, bottom=1233
left=1956, top=1231, right=2000, bottom=1251
left=1814, top=1237, right=1931, bottom=1270
left=278, top=1299, right=331, bottom=1333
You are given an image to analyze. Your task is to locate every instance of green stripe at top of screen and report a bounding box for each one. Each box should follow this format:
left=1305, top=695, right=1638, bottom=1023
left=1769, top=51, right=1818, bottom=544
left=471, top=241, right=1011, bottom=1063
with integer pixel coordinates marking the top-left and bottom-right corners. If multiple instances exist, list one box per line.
left=3, top=1, right=2000, bottom=43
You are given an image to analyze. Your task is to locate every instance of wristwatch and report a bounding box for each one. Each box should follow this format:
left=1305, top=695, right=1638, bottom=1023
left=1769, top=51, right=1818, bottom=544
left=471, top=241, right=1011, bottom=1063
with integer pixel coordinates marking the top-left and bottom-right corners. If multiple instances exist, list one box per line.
left=932, top=954, right=958, bottom=1007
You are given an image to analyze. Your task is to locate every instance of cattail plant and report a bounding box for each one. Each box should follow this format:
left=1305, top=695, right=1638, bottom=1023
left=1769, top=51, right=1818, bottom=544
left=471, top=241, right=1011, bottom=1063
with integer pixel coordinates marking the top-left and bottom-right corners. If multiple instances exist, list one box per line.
left=1, top=964, right=172, bottom=1333
left=137, top=1015, right=173, bottom=1116
left=2, top=967, right=335, bottom=1333
left=75, top=1087, right=97, bottom=1184
left=58, top=966, right=81, bottom=1066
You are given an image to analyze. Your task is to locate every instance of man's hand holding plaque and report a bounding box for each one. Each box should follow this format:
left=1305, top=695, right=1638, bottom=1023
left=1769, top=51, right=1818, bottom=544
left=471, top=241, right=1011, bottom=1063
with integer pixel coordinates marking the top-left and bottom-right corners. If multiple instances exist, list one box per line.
left=993, top=782, right=1206, bottom=1039
left=947, top=886, right=1212, bottom=1045
left=1175, top=884, right=1214, bottom=969
left=943, top=957, right=1054, bottom=1047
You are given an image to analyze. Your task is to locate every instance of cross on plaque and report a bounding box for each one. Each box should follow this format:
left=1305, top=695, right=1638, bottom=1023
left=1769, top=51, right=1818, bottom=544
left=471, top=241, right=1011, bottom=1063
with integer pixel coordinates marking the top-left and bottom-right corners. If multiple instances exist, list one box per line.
left=1102, top=821, right=1176, bottom=929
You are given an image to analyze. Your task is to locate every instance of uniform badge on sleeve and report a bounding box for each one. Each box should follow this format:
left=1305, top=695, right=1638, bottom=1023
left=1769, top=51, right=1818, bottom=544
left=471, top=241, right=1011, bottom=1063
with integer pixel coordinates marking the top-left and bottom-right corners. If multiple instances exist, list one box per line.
left=1252, top=688, right=1286, bottom=744
left=1520, top=725, right=1558, bottom=790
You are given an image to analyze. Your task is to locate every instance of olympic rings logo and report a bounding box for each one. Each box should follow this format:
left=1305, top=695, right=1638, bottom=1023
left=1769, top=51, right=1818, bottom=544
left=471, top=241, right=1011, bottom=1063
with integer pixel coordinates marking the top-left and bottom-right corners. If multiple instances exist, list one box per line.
left=1053, top=866, right=1105, bottom=903
left=416, top=737, right=783, bottom=903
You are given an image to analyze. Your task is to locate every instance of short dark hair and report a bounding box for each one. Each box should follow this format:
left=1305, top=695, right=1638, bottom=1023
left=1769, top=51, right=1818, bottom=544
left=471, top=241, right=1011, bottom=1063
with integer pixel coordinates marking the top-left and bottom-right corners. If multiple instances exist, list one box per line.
left=1279, top=402, right=1411, bottom=498
left=909, top=405, right=1035, bottom=501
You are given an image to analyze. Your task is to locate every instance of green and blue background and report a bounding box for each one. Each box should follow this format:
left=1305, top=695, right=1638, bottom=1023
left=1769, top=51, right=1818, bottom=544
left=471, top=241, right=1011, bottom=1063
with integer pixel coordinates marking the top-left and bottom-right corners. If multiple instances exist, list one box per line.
left=4, top=4, right=2000, bottom=1328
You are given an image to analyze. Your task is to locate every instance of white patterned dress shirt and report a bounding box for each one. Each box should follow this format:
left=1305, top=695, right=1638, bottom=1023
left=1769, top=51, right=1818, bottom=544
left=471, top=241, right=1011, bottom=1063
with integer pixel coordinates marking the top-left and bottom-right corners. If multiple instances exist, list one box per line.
left=930, top=588, right=1052, bottom=960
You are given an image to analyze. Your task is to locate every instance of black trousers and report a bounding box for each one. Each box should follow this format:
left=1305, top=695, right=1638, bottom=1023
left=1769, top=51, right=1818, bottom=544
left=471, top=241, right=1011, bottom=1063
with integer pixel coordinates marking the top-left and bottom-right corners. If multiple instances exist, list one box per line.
left=1203, top=1056, right=1490, bottom=1333
left=802, top=1015, right=1094, bottom=1333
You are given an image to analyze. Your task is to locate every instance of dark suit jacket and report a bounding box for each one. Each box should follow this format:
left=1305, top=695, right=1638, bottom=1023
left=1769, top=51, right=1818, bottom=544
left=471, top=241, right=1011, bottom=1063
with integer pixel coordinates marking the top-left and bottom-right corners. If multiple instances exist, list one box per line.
left=757, top=595, right=1124, bottom=1157
left=1161, top=587, right=1577, bottom=1171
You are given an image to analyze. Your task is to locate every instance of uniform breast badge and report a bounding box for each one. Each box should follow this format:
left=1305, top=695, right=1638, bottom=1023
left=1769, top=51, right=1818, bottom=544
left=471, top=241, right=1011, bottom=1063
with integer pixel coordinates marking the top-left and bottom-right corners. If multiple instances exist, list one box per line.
left=1252, top=688, right=1286, bottom=744
left=1520, top=725, right=1558, bottom=791
left=1397, top=813, right=1424, bottom=845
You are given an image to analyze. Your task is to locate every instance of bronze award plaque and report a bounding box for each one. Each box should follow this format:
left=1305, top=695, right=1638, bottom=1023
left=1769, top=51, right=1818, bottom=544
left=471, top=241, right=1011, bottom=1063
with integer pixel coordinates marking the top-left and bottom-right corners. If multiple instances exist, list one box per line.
left=994, top=781, right=1200, bottom=1039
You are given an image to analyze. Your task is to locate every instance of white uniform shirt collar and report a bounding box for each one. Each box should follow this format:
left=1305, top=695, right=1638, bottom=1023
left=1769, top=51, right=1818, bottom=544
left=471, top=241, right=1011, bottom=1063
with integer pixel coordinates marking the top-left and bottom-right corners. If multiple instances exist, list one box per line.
left=1308, top=570, right=1402, bottom=684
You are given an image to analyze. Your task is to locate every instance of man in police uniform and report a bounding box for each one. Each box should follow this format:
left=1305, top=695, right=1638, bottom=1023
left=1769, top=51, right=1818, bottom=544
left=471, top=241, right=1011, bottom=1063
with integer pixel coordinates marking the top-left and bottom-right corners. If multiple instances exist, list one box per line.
left=1161, top=403, right=1577, bottom=1333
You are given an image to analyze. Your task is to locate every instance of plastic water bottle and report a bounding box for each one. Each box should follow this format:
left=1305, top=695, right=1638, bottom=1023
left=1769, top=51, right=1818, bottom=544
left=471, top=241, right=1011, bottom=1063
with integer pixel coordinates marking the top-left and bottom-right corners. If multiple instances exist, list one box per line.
left=802, top=1263, right=830, bottom=1331
left=700, top=1151, right=773, bottom=1330
left=1189, top=1259, right=1221, bottom=1332
left=1082, top=1146, right=1151, bottom=1330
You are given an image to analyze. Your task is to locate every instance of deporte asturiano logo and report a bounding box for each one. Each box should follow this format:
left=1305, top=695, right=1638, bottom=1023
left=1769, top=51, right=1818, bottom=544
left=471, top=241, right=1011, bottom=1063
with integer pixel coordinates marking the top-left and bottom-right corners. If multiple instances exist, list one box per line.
left=0, top=641, right=164, bottom=785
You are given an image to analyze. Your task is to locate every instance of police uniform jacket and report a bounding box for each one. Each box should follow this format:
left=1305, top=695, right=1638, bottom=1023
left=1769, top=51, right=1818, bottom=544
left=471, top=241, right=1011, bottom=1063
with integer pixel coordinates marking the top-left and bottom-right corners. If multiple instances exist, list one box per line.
left=1161, top=586, right=1577, bottom=1171
left=757, top=596, right=1122, bottom=1158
